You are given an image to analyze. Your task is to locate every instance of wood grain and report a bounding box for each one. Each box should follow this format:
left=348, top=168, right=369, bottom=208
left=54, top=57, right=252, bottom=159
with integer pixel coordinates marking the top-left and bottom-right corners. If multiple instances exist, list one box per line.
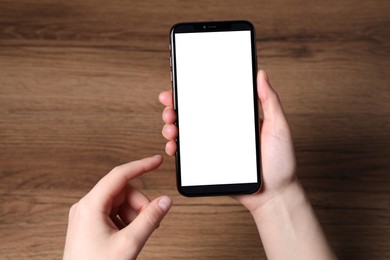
left=0, top=0, right=389, bottom=259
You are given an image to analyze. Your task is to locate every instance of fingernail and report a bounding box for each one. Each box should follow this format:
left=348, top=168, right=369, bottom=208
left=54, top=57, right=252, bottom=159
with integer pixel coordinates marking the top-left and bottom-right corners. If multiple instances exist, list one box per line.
left=158, top=196, right=172, bottom=211
left=153, top=154, right=162, bottom=159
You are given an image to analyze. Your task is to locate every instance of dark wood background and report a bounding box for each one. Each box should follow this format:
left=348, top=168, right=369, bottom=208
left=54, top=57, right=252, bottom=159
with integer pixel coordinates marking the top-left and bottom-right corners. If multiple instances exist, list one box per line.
left=0, top=0, right=389, bottom=259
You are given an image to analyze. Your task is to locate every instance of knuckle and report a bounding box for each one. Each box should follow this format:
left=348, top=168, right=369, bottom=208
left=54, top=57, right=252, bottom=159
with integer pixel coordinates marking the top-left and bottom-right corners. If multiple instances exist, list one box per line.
left=145, top=206, right=162, bottom=229
left=111, top=165, right=122, bottom=174
left=72, top=197, right=92, bottom=218
left=268, top=88, right=280, bottom=102
left=68, top=202, right=78, bottom=218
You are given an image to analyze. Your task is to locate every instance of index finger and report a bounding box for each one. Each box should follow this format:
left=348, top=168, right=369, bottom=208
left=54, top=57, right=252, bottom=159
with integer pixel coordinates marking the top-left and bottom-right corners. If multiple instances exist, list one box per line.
left=87, top=155, right=163, bottom=214
left=159, top=91, right=173, bottom=107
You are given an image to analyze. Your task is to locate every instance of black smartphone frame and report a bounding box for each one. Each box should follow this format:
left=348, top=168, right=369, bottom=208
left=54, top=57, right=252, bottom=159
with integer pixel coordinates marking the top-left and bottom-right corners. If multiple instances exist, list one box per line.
left=169, top=20, right=261, bottom=197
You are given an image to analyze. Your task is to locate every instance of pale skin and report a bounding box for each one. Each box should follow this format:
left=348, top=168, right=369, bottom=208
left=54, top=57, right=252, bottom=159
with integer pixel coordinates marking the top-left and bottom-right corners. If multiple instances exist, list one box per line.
left=64, top=70, right=336, bottom=259
left=63, top=155, right=173, bottom=260
left=160, top=70, right=336, bottom=259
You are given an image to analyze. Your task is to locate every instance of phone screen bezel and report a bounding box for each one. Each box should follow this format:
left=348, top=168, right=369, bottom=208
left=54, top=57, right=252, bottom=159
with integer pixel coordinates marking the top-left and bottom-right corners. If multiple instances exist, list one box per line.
left=170, top=20, right=261, bottom=197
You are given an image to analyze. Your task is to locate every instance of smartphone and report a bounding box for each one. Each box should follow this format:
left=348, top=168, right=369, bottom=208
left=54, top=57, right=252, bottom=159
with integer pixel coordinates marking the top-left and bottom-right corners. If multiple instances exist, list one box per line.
left=169, top=20, right=261, bottom=197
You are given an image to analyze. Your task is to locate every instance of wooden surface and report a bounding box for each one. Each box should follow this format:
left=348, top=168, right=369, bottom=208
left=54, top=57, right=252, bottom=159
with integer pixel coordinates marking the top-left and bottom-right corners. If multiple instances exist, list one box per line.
left=0, top=0, right=389, bottom=259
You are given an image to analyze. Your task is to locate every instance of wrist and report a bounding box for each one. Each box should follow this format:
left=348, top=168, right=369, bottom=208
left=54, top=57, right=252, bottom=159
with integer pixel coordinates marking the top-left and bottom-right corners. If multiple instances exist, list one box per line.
left=251, top=179, right=308, bottom=222
left=249, top=180, right=336, bottom=259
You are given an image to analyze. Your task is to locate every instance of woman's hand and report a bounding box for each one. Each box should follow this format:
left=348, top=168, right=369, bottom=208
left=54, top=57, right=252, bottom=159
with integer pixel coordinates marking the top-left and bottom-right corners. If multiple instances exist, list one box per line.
left=63, top=155, right=172, bottom=260
left=159, top=70, right=336, bottom=259
left=159, top=70, right=297, bottom=212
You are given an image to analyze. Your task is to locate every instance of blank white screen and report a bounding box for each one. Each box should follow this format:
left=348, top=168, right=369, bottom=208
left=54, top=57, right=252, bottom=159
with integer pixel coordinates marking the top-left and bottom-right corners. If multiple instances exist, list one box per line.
left=175, top=31, right=258, bottom=186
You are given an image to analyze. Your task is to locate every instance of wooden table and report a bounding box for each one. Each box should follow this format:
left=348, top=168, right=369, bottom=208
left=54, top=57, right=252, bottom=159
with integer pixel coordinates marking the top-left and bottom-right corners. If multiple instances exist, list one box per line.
left=1, top=0, right=389, bottom=259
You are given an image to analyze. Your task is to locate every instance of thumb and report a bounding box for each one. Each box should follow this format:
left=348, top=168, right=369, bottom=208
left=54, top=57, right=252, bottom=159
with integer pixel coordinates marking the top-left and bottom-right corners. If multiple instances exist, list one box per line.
left=257, top=70, right=287, bottom=123
left=122, top=196, right=172, bottom=251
